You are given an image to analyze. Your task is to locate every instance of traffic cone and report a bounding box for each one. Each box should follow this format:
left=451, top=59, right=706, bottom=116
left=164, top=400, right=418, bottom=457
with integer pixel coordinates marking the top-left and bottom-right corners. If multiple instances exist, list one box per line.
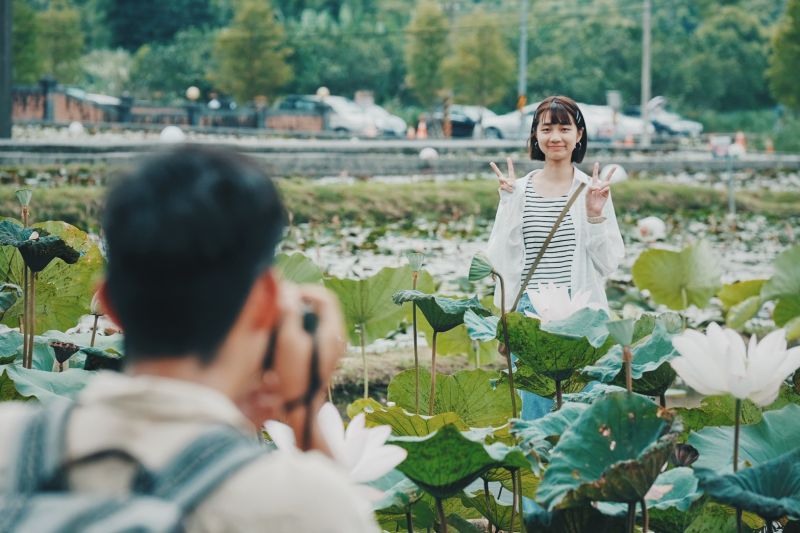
left=624, top=134, right=634, bottom=147
left=416, top=118, right=428, bottom=139
left=765, top=137, right=774, bottom=154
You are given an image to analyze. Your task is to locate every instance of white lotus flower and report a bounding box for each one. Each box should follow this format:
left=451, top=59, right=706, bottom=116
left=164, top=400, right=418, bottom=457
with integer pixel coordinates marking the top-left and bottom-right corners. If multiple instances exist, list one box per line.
left=524, top=283, right=597, bottom=324
left=636, top=216, right=666, bottom=242
left=264, top=403, right=407, bottom=501
left=670, top=323, right=800, bottom=406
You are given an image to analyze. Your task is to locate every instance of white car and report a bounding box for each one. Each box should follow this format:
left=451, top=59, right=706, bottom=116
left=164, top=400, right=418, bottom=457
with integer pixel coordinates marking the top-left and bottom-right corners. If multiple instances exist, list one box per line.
left=362, top=104, right=407, bottom=137
left=482, top=103, right=539, bottom=140
left=275, top=95, right=377, bottom=137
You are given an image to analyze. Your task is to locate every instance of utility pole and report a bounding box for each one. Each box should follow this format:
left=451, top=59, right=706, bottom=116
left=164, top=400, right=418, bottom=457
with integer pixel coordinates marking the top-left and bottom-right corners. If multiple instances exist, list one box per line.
left=0, top=0, right=12, bottom=139
left=517, top=0, right=528, bottom=137
left=640, top=0, right=652, bottom=148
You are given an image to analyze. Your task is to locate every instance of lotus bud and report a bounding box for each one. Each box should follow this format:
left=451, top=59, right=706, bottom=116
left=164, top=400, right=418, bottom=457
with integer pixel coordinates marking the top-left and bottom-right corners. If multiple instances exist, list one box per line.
left=405, top=251, right=425, bottom=272
left=90, top=291, right=104, bottom=316
left=468, top=253, right=494, bottom=281
left=670, top=443, right=699, bottom=467
left=16, top=189, right=32, bottom=207
left=607, top=318, right=635, bottom=346
left=28, top=231, right=40, bottom=241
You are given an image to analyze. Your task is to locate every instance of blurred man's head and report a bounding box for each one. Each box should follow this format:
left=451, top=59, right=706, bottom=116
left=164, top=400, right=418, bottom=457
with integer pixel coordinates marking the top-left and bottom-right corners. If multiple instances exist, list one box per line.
left=100, top=145, right=286, bottom=365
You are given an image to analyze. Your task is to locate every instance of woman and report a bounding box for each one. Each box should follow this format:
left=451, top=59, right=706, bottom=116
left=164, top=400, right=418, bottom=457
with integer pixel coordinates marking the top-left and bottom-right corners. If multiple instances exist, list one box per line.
left=487, top=95, right=625, bottom=419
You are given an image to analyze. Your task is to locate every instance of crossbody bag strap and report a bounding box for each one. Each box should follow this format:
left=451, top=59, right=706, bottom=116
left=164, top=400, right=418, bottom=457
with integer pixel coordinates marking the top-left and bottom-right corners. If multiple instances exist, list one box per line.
left=512, top=182, right=586, bottom=310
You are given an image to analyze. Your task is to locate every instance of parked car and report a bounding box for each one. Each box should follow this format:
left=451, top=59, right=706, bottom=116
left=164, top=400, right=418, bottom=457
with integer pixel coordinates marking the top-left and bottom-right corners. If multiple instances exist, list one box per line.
left=482, top=103, right=539, bottom=140
left=430, top=105, right=497, bottom=137
left=625, top=97, right=703, bottom=137
left=274, top=94, right=377, bottom=137
left=362, top=104, right=407, bottom=137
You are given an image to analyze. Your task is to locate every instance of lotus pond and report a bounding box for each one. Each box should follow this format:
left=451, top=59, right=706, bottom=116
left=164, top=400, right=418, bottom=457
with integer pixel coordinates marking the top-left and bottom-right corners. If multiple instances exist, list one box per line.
left=2, top=177, right=800, bottom=533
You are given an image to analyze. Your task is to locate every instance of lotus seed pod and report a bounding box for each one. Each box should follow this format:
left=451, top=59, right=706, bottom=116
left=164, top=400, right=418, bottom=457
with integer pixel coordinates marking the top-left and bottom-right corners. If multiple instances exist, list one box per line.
left=468, top=253, right=494, bottom=282
left=15, top=189, right=32, bottom=207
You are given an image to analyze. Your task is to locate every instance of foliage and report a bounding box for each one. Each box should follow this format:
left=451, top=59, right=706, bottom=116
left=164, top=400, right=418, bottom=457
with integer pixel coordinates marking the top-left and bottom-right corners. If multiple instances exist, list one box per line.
left=689, top=403, right=800, bottom=473
left=129, top=28, right=215, bottom=99
left=0, top=365, right=92, bottom=402
left=348, top=397, right=469, bottom=436
left=0, top=221, right=104, bottom=333
left=768, top=0, right=800, bottom=111
left=275, top=252, right=323, bottom=284
left=0, top=220, right=80, bottom=273
left=11, top=0, right=43, bottom=84
left=676, top=394, right=762, bottom=436
left=210, top=0, right=292, bottom=103
left=79, top=48, right=133, bottom=96
left=387, top=368, right=519, bottom=427
left=762, top=245, right=800, bottom=327
left=442, top=8, right=514, bottom=107
left=403, top=0, right=448, bottom=107
left=511, top=402, right=588, bottom=460
left=632, top=241, right=722, bottom=310
left=536, top=392, right=680, bottom=509
left=37, top=0, right=85, bottom=84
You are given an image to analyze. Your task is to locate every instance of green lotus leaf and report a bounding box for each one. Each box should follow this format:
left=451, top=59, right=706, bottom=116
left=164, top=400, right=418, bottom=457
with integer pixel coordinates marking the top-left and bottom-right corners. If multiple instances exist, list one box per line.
left=583, top=321, right=678, bottom=396
left=0, top=364, right=92, bottom=402
left=376, top=498, right=435, bottom=532
left=393, top=290, right=490, bottom=334
left=536, top=392, right=680, bottom=509
left=511, top=402, right=588, bottom=459
left=15, top=189, right=32, bottom=207
left=523, top=502, right=628, bottom=533
left=468, top=253, right=494, bottom=282
left=596, top=467, right=702, bottom=517
left=719, top=279, right=767, bottom=310
left=0, top=220, right=80, bottom=273
left=483, top=466, right=541, bottom=499
left=696, top=447, right=800, bottom=521
left=763, top=384, right=800, bottom=412
left=606, top=318, right=635, bottom=346
left=785, top=316, right=800, bottom=341
left=347, top=397, right=469, bottom=436
left=761, top=245, right=800, bottom=301
left=370, top=469, right=424, bottom=512
left=498, top=361, right=587, bottom=399
left=0, top=330, right=23, bottom=357
left=0, top=283, right=21, bottom=314
left=632, top=241, right=722, bottom=310
left=774, top=295, right=800, bottom=327
left=81, top=347, right=124, bottom=371
left=501, top=312, right=613, bottom=382
left=324, top=266, right=416, bottom=345
left=275, top=252, right=323, bottom=284
left=460, top=489, right=515, bottom=531
left=540, top=307, right=611, bottom=348
left=464, top=308, right=499, bottom=342
left=1, top=221, right=104, bottom=333
left=387, top=368, right=519, bottom=427
left=690, top=403, right=800, bottom=474
left=684, top=501, right=765, bottom=532
left=726, top=295, right=764, bottom=329
left=390, top=424, right=530, bottom=499
left=676, top=394, right=762, bottom=438
left=561, top=383, right=628, bottom=404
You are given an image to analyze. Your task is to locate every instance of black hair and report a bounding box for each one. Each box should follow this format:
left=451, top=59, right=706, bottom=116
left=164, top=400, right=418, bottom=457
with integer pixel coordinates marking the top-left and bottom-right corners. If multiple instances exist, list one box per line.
left=102, top=144, right=286, bottom=363
left=528, top=95, right=588, bottom=163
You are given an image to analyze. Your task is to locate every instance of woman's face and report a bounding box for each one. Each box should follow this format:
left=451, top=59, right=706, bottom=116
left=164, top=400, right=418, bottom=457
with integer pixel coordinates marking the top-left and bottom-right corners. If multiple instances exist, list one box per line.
left=535, top=111, right=583, bottom=162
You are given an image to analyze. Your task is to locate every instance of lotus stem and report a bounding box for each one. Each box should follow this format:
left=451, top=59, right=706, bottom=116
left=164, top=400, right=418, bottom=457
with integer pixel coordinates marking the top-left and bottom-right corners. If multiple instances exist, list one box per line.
left=641, top=498, right=649, bottom=532
left=510, top=470, right=518, bottom=533
left=497, top=273, right=518, bottom=417
left=413, top=302, right=419, bottom=414
left=555, top=379, right=563, bottom=410
left=22, top=265, right=29, bottom=368
left=659, top=393, right=666, bottom=408
left=681, top=288, right=689, bottom=330
left=483, top=478, right=494, bottom=533
left=328, top=383, right=333, bottom=404
left=435, top=497, right=448, bottom=533
left=360, top=327, right=368, bottom=399
left=429, top=331, right=438, bottom=416
left=627, top=502, right=636, bottom=533
left=623, top=345, right=633, bottom=393
left=516, top=470, right=524, bottom=533
left=734, top=398, right=742, bottom=533
left=90, top=314, right=100, bottom=347
left=405, top=509, right=414, bottom=533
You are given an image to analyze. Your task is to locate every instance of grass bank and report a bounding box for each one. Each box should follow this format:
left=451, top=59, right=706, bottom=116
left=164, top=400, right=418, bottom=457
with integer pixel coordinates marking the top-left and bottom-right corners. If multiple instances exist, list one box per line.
left=2, top=179, right=798, bottom=233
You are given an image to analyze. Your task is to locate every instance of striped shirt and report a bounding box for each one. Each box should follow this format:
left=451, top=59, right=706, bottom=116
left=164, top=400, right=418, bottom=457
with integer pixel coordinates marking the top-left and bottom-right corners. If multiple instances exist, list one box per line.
left=521, top=179, right=576, bottom=291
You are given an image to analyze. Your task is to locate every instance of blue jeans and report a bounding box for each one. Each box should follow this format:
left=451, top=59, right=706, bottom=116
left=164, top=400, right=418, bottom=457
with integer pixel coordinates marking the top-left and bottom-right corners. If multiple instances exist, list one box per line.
left=514, top=293, right=555, bottom=419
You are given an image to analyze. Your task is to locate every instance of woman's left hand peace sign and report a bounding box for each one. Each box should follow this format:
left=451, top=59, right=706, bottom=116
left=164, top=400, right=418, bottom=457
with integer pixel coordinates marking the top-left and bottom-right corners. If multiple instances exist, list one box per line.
left=586, top=162, right=615, bottom=217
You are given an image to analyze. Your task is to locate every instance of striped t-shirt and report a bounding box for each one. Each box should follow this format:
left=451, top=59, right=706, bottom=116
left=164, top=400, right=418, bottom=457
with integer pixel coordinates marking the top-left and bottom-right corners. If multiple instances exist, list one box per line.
left=521, top=179, right=576, bottom=291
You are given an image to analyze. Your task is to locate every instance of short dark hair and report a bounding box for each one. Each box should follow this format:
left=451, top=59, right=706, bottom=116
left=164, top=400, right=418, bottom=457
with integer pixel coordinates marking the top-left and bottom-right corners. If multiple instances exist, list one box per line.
left=528, top=96, right=588, bottom=163
left=102, top=145, right=286, bottom=363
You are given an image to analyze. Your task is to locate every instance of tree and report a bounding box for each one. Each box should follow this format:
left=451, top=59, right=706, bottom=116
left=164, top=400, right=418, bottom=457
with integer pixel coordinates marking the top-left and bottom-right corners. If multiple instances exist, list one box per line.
left=103, top=0, right=220, bottom=51
left=767, top=0, right=800, bottom=111
left=11, top=0, right=43, bottom=84
left=443, top=9, right=514, bottom=106
left=210, top=0, right=292, bottom=103
left=37, top=0, right=85, bottom=84
left=130, top=28, right=215, bottom=99
left=680, top=6, right=771, bottom=110
left=403, top=0, right=448, bottom=107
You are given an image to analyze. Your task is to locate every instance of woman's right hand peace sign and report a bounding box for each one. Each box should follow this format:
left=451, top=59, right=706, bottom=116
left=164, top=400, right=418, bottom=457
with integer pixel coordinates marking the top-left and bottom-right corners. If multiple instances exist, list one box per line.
left=490, top=157, right=516, bottom=193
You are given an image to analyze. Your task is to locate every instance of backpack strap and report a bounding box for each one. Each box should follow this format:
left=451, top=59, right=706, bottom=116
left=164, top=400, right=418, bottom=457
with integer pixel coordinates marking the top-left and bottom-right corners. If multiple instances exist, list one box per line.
left=148, top=427, right=267, bottom=512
